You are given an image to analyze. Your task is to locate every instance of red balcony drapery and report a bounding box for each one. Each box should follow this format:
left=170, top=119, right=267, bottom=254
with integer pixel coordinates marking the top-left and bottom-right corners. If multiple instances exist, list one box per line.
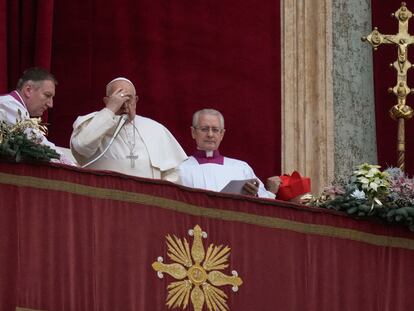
left=0, top=161, right=413, bottom=311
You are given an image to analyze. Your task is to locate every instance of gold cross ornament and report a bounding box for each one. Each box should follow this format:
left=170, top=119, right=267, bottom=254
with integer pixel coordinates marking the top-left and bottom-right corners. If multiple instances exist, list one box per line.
left=362, top=2, right=414, bottom=171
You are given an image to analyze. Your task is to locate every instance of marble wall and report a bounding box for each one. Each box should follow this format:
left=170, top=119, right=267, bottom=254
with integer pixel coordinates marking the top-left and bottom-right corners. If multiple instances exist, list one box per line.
left=332, top=0, right=377, bottom=182
left=281, top=0, right=377, bottom=193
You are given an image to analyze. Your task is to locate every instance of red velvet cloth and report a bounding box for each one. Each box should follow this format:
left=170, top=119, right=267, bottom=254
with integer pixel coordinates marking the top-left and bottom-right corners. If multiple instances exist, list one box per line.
left=0, top=0, right=281, bottom=181
left=0, top=0, right=54, bottom=124
left=0, top=1, right=54, bottom=91
left=0, top=161, right=413, bottom=311
left=372, top=1, right=414, bottom=174
left=0, top=1, right=7, bottom=92
left=50, top=0, right=281, bottom=181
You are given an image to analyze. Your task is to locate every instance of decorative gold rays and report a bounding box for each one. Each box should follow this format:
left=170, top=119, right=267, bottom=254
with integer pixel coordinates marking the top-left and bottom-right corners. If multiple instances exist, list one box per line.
left=152, top=225, right=243, bottom=311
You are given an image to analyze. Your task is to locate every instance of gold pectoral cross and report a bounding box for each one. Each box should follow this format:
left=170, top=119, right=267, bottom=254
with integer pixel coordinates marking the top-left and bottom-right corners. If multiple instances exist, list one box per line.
left=362, top=2, right=414, bottom=171
left=127, top=151, right=138, bottom=168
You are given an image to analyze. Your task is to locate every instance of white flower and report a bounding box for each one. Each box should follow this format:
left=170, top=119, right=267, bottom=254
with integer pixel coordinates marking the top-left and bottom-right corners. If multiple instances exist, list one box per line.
left=357, top=176, right=370, bottom=185
left=351, top=189, right=366, bottom=200
left=369, top=182, right=379, bottom=191
left=351, top=163, right=390, bottom=199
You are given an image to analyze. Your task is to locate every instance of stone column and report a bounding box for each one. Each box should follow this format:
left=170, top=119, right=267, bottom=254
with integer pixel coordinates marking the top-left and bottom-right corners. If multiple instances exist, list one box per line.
left=332, top=0, right=377, bottom=182
left=281, top=0, right=377, bottom=193
left=281, top=0, right=334, bottom=194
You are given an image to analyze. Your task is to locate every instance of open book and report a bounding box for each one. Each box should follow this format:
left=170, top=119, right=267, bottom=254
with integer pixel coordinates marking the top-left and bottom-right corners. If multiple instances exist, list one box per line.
left=220, top=179, right=257, bottom=195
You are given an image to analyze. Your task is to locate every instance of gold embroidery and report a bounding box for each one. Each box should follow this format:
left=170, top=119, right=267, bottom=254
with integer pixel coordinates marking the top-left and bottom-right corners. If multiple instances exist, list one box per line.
left=152, top=225, right=243, bottom=311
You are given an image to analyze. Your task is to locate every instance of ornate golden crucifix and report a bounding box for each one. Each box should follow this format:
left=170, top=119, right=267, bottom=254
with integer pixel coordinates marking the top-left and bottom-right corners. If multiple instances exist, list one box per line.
left=362, top=2, right=414, bottom=171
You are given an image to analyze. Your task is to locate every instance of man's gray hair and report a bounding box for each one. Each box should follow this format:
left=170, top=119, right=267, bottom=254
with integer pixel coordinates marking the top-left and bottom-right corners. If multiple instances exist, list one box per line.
left=192, top=108, right=225, bottom=128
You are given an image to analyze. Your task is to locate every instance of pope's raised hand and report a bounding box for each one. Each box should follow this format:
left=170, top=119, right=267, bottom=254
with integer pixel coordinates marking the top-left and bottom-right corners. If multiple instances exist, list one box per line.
left=104, top=88, right=129, bottom=114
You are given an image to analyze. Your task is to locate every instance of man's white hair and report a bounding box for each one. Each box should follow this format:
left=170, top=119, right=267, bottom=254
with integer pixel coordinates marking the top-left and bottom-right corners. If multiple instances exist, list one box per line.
left=192, top=108, right=225, bottom=128
left=106, top=77, right=134, bottom=95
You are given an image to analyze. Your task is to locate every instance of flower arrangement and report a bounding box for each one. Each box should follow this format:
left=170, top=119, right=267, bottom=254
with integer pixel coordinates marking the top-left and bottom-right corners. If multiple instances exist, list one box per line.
left=0, top=114, right=60, bottom=162
left=307, top=163, right=414, bottom=231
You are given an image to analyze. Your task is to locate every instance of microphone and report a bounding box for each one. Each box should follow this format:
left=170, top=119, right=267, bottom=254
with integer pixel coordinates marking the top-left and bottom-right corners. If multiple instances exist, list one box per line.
left=111, top=114, right=129, bottom=141
left=81, top=114, right=129, bottom=168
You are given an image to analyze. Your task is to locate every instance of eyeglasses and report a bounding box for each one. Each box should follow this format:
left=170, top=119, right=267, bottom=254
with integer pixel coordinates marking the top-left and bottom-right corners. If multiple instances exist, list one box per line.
left=194, top=126, right=223, bottom=134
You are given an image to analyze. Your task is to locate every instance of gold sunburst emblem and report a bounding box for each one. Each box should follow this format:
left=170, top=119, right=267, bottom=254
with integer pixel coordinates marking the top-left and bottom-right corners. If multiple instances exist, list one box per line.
left=152, top=225, right=243, bottom=311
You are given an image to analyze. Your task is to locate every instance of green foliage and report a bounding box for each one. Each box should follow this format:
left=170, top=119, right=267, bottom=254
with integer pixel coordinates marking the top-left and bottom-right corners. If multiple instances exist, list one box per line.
left=308, top=164, right=414, bottom=231
left=350, top=163, right=390, bottom=201
left=0, top=120, right=60, bottom=162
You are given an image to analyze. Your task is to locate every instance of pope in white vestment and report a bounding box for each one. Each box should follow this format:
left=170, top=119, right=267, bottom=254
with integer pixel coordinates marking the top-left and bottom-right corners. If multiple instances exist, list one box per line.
left=70, top=77, right=187, bottom=182
left=71, top=108, right=187, bottom=181
left=178, top=108, right=274, bottom=198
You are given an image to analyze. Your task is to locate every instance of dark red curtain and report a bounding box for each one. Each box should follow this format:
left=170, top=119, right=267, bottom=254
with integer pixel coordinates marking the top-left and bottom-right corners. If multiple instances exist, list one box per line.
left=1, top=0, right=281, bottom=180
left=371, top=1, right=414, bottom=174
left=0, top=0, right=54, bottom=92
left=1, top=162, right=414, bottom=311
left=0, top=0, right=281, bottom=178
left=0, top=1, right=6, bottom=92
left=46, top=0, right=281, bottom=180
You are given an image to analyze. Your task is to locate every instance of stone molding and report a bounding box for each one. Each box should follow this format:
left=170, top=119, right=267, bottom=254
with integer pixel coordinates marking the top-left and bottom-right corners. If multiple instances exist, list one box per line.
left=281, top=0, right=334, bottom=193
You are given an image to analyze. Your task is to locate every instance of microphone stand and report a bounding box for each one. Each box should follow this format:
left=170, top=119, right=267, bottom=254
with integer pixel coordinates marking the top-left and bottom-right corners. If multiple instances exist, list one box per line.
left=81, top=114, right=129, bottom=168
